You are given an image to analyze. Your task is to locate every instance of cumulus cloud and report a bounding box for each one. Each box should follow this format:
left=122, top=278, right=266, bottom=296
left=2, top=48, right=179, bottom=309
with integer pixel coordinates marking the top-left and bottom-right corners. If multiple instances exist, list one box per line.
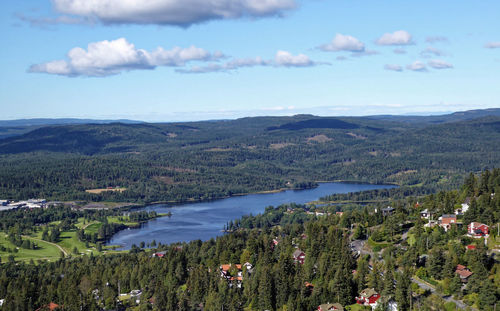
left=426, top=36, right=448, bottom=43
left=29, top=38, right=224, bottom=77
left=420, top=47, right=446, bottom=57
left=178, top=51, right=325, bottom=73
left=319, top=34, right=365, bottom=52
left=428, top=59, right=453, bottom=69
left=275, top=50, right=314, bottom=67
left=384, top=64, right=403, bottom=72
left=49, top=0, right=297, bottom=26
left=484, top=42, right=500, bottom=49
left=376, top=30, right=414, bottom=46
left=406, top=61, right=427, bottom=72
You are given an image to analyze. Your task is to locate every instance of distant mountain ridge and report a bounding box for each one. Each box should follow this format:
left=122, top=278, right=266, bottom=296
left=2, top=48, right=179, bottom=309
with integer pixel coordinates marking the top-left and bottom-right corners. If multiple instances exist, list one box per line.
left=366, top=108, right=500, bottom=124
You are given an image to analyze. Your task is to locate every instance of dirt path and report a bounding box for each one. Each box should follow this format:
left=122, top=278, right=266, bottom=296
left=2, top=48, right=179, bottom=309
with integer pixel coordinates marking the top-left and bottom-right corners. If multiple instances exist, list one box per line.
left=23, top=236, right=68, bottom=257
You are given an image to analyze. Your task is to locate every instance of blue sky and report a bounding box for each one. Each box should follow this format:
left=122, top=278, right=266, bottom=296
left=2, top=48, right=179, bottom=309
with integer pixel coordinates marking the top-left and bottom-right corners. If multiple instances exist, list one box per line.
left=1, top=0, right=499, bottom=121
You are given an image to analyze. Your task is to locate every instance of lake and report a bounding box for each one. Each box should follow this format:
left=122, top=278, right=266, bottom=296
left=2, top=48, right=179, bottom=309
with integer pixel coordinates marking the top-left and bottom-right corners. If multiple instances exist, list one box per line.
left=107, top=182, right=396, bottom=249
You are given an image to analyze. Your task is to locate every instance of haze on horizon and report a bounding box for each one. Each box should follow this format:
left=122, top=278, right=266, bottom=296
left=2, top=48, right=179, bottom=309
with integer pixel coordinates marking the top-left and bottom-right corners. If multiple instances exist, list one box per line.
left=1, top=0, right=499, bottom=121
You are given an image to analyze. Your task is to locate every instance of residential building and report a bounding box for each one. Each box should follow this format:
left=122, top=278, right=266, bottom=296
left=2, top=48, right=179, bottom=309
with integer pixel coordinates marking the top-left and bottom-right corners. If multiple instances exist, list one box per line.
left=438, top=214, right=457, bottom=231
left=318, top=303, right=344, bottom=311
left=468, top=222, right=489, bottom=237
left=293, top=249, right=306, bottom=265
left=356, top=288, right=381, bottom=307
left=456, top=265, right=473, bottom=283
left=381, top=207, right=395, bottom=216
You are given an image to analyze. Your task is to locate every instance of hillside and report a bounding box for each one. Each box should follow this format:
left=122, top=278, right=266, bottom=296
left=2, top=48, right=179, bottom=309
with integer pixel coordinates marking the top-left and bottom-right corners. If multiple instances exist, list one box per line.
left=0, top=113, right=499, bottom=202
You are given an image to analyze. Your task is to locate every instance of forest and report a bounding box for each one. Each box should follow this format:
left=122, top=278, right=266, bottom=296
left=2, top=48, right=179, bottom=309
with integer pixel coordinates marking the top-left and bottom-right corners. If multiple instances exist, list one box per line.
left=1, top=113, right=500, bottom=203
left=0, top=169, right=498, bottom=310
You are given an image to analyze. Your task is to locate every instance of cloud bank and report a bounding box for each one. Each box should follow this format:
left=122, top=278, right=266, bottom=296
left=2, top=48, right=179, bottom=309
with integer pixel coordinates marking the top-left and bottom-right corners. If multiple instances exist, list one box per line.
left=50, top=0, right=297, bottom=26
left=29, top=38, right=224, bottom=77
left=178, top=51, right=324, bottom=73
left=29, top=38, right=322, bottom=77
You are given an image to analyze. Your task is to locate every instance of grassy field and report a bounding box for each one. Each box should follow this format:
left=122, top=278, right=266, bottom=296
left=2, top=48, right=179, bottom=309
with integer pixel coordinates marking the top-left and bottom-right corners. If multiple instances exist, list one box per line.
left=0, top=214, right=164, bottom=263
left=367, top=237, right=392, bottom=251
left=0, top=233, right=62, bottom=263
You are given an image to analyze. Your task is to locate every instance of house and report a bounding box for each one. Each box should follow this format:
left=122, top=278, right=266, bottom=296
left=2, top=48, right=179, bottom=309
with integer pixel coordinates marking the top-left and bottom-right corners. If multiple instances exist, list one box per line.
left=356, top=288, right=381, bottom=307
left=438, top=214, right=457, bottom=231
left=455, top=265, right=473, bottom=283
left=152, top=251, right=166, bottom=258
left=468, top=222, right=489, bottom=238
left=318, top=303, right=344, bottom=311
left=466, top=244, right=476, bottom=250
left=336, top=211, right=344, bottom=217
left=420, top=209, right=433, bottom=219
left=293, top=249, right=306, bottom=265
left=424, top=220, right=438, bottom=229
left=305, top=282, right=315, bottom=293
left=220, top=264, right=244, bottom=288
left=35, top=302, right=61, bottom=311
left=243, top=262, right=254, bottom=274
left=381, top=207, right=395, bottom=216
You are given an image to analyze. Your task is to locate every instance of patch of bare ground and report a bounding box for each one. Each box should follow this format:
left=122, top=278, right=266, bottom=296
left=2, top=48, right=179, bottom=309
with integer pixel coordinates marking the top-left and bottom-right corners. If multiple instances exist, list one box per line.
left=387, top=170, right=418, bottom=179
left=346, top=132, right=367, bottom=139
left=368, top=151, right=378, bottom=156
left=166, top=132, right=177, bottom=138
left=155, top=166, right=197, bottom=173
left=390, top=152, right=401, bottom=157
left=269, top=143, right=295, bottom=149
left=85, top=187, right=127, bottom=194
left=205, top=147, right=233, bottom=152
left=153, top=176, right=177, bottom=185
left=307, top=134, right=332, bottom=143
left=343, top=159, right=356, bottom=165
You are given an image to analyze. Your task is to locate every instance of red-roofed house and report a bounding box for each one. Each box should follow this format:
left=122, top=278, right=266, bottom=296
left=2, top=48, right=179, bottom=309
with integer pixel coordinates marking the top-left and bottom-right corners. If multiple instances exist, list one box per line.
left=438, top=214, right=457, bottom=231
left=468, top=222, right=489, bottom=238
left=356, top=288, right=380, bottom=307
left=456, top=265, right=473, bottom=283
left=318, top=303, right=344, bottom=311
left=220, top=264, right=244, bottom=288
left=293, top=249, right=306, bottom=265
left=466, top=244, right=476, bottom=250
left=35, top=302, right=61, bottom=311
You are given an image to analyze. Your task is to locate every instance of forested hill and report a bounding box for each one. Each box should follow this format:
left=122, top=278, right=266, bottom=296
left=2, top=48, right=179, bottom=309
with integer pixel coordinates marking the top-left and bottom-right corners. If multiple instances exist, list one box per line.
left=0, top=113, right=500, bottom=202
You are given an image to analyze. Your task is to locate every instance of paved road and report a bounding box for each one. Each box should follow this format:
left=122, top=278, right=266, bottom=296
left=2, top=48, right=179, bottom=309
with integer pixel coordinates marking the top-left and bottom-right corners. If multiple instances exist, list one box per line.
left=411, top=277, right=472, bottom=310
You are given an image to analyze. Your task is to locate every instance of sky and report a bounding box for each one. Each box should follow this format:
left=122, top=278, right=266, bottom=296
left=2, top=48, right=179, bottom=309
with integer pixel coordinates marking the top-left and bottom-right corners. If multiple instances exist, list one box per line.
left=0, top=0, right=499, bottom=122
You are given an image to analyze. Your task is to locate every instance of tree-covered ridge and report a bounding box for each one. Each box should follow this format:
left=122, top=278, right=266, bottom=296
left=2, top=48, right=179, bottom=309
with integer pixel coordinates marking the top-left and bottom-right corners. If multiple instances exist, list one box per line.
left=1, top=115, right=500, bottom=203
left=0, top=170, right=498, bottom=310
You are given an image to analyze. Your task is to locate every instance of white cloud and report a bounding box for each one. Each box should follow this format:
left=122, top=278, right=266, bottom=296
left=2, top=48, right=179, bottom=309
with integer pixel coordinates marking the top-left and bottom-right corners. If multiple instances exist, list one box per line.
left=29, top=38, right=224, bottom=77
left=178, top=51, right=325, bottom=73
left=384, top=64, right=403, bottom=72
left=50, top=0, right=296, bottom=26
left=428, top=59, right=453, bottom=69
left=319, top=34, right=365, bottom=52
left=376, top=30, right=414, bottom=46
left=406, top=61, right=427, bottom=72
left=426, top=36, right=448, bottom=44
left=350, top=50, right=379, bottom=58
left=420, top=47, right=446, bottom=57
left=393, top=48, right=406, bottom=54
left=275, top=50, right=314, bottom=67
left=484, top=42, right=500, bottom=49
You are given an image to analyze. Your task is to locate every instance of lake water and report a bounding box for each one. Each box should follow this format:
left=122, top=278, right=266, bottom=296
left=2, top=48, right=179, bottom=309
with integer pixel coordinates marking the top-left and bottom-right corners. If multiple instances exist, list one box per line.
left=107, top=182, right=396, bottom=249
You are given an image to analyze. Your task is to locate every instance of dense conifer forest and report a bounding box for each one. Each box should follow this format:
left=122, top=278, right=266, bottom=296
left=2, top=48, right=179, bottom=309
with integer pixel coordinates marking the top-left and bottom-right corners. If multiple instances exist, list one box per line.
left=1, top=113, right=500, bottom=203
left=0, top=169, right=498, bottom=310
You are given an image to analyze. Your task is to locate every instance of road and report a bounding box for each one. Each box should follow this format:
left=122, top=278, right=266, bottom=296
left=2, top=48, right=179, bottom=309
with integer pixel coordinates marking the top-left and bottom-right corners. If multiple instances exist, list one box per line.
left=411, top=277, right=472, bottom=310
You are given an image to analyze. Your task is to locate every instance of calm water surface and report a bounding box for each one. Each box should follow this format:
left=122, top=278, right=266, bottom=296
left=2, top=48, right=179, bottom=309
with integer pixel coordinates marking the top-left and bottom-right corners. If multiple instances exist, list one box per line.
left=107, top=182, right=395, bottom=249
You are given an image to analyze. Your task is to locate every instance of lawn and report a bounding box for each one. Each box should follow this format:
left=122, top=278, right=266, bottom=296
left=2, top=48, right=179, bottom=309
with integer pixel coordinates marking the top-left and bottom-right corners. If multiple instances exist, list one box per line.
left=367, top=237, right=392, bottom=251
left=0, top=234, right=62, bottom=263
